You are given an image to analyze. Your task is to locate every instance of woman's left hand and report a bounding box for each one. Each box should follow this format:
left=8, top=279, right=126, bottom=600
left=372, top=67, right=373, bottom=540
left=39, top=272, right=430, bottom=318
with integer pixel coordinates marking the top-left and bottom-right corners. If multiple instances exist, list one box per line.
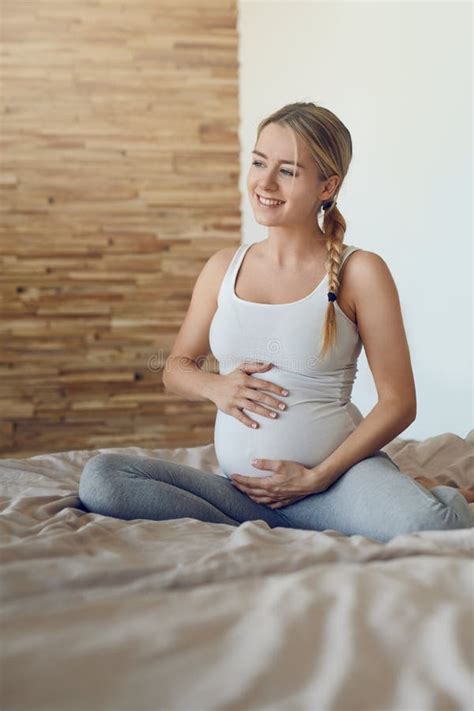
left=230, top=458, right=327, bottom=509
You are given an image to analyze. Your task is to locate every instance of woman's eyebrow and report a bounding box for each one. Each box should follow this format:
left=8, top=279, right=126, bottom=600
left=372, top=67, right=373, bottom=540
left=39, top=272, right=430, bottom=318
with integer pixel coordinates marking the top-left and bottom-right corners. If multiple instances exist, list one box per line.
left=252, top=149, right=305, bottom=169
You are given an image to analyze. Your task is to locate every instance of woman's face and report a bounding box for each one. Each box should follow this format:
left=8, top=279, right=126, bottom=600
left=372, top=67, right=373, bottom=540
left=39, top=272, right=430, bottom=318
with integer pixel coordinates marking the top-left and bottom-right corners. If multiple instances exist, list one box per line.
left=247, top=122, right=332, bottom=229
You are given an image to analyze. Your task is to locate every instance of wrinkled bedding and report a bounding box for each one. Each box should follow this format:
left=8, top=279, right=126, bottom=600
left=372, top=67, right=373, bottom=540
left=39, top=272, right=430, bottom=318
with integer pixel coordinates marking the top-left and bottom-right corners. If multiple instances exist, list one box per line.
left=1, top=431, right=473, bottom=711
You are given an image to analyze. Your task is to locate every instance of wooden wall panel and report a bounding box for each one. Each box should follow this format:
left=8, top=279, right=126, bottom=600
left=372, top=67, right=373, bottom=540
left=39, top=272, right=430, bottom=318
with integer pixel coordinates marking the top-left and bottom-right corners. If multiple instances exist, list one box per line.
left=0, top=0, right=240, bottom=457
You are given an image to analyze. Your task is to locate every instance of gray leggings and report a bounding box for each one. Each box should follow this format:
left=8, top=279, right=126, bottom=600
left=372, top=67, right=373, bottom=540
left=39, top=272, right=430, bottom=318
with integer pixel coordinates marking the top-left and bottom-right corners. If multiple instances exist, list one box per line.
left=78, top=450, right=474, bottom=544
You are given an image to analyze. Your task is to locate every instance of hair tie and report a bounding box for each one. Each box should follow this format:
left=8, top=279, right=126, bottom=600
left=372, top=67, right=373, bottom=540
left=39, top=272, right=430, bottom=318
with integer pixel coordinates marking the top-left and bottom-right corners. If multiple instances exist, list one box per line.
left=328, top=291, right=337, bottom=302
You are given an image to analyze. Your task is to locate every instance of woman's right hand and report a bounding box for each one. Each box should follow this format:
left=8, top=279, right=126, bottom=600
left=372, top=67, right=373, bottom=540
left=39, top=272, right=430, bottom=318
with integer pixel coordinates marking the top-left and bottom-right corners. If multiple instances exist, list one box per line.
left=210, top=361, right=289, bottom=429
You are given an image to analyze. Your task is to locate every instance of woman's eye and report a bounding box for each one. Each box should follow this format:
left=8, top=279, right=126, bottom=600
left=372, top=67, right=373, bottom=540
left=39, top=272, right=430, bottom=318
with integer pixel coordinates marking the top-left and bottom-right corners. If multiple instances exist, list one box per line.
left=251, top=160, right=295, bottom=177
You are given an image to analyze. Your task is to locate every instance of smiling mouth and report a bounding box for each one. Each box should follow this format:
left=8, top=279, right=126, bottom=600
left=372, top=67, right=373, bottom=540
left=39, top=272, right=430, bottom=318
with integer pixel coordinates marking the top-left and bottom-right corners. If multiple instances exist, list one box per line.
left=256, top=194, right=286, bottom=207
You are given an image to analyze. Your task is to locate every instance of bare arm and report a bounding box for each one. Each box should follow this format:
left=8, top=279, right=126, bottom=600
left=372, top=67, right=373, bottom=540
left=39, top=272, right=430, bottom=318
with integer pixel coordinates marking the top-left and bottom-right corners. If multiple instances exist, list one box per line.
left=164, top=356, right=220, bottom=402
left=163, top=247, right=238, bottom=403
left=308, top=250, right=417, bottom=490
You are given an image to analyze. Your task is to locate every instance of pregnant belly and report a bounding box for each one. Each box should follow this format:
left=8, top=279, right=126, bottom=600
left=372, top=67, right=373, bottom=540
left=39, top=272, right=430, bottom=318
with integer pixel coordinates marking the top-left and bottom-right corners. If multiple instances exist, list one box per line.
left=214, top=398, right=363, bottom=478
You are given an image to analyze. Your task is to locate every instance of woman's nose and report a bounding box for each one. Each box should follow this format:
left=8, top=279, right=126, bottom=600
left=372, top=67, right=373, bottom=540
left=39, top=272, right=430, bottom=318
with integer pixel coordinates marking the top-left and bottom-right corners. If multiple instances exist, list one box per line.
left=258, top=176, right=279, bottom=189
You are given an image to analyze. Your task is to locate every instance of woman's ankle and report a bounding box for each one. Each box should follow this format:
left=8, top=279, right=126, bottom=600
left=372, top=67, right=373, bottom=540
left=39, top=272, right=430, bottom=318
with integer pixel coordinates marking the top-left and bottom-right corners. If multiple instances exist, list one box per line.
left=414, top=477, right=474, bottom=504
left=458, top=487, right=474, bottom=504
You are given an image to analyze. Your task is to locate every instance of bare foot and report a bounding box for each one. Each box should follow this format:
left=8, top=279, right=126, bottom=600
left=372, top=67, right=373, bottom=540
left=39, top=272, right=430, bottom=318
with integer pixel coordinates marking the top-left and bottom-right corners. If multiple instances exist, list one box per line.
left=414, top=476, right=474, bottom=503
left=458, top=487, right=474, bottom=504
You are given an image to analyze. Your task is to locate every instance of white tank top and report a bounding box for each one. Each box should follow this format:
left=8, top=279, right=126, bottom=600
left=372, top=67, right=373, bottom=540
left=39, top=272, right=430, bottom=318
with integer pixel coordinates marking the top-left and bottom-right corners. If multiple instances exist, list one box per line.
left=209, top=242, right=364, bottom=478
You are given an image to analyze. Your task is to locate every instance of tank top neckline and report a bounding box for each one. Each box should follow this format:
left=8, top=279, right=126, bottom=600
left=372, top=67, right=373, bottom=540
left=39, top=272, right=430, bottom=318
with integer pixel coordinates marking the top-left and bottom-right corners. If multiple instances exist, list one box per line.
left=231, top=241, right=338, bottom=308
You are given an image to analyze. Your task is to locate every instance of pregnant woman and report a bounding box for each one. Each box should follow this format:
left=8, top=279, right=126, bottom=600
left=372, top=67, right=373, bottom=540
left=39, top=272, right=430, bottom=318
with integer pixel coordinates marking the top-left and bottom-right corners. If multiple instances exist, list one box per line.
left=79, top=101, right=474, bottom=543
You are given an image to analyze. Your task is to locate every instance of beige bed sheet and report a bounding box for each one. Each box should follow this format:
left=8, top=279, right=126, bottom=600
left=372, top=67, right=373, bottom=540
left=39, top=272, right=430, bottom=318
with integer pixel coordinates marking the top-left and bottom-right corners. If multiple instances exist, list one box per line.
left=1, top=431, right=473, bottom=711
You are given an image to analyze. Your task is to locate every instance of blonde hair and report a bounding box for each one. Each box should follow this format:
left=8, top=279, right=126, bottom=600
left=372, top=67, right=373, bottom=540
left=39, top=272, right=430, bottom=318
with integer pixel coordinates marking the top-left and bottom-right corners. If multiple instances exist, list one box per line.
left=255, top=101, right=353, bottom=360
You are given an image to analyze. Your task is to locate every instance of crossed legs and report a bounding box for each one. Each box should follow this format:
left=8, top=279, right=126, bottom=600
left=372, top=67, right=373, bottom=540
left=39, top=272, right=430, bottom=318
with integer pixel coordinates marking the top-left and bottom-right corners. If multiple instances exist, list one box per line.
left=78, top=450, right=474, bottom=543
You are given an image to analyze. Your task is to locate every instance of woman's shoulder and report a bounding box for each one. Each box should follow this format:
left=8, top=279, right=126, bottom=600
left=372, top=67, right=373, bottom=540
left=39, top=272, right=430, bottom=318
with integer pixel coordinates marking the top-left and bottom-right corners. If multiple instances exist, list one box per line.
left=340, top=247, right=397, bottom=294
left=199, top=245, right=242, bottom=295
left=342, top=247, right=389, bottom=270
left=209, top=244, right=244, bottom=276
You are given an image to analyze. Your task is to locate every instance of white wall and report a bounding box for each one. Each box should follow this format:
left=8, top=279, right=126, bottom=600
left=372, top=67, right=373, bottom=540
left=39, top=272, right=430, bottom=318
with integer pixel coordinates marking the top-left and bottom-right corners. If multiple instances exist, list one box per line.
left=237, top=0, right=473, bottom=440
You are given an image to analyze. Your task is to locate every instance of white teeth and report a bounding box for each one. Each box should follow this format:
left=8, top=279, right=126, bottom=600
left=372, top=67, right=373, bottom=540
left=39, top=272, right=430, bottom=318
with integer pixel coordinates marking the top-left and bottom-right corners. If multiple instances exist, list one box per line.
left=258, top=195, right=284, bottom=206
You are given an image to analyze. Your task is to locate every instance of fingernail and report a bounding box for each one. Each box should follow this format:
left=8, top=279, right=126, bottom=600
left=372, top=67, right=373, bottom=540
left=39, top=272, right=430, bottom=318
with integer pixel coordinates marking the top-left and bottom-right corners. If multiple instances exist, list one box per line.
left=282, top=389, right=289, bottom=396
left=251, top=459, right=258, bottom=465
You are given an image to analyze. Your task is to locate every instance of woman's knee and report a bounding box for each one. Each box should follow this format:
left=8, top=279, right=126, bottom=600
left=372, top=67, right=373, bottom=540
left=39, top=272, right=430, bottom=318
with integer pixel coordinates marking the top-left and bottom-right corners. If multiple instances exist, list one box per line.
left=375, top=452, right=474, bottom=533
left=398, top=485, right=474, bottom=536
left=340, top=453, right=474, bottom=539
left=79, top=453, right=121, bottom=512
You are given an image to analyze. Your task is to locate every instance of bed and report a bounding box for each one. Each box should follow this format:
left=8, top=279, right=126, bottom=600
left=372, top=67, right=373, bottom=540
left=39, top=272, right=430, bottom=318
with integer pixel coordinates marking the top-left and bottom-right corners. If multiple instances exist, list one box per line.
left=1, top=430, right=473, bottom=711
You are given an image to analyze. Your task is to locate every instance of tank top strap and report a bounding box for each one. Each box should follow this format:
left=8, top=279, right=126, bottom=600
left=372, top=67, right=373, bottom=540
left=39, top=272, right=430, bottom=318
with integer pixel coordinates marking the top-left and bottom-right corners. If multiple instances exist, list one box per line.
left=338, top=244, right=361, bottom=278
left=216, top=243, right=250, bottom=306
